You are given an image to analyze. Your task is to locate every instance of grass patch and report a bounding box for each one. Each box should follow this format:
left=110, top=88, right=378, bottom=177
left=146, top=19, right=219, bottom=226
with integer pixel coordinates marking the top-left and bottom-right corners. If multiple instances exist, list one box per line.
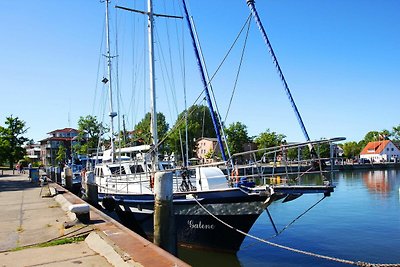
left=11, top=235, right=87, bottom=252
left=16, top=226, right=24, bottom=233
left=38, top=236, right=86, bottom=247
left=48, top=204, right=60, bottom=208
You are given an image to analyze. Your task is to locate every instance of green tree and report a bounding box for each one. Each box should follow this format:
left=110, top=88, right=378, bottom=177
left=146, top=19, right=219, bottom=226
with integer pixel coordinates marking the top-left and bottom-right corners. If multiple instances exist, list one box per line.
left=254, top=129, right=286, bottom=149
left=342, top=141, right=362, bottom=159
left=224, top=122, right=250, bottom=155
left=134, top=112, right=169, bottom=146
left=287, top=144, right=313, bottom=160
left=0, top=116, right=29, bottom=168
left=392, top=125, right=400, bottom=145
left=204, top=148, right=214, bottom=159
left=167, top=105, right=217, bottom=161
left=76, top=115, right=106, bottom=154
left=358, top=130, right=390, bottom=150
left=56, top=143, right=66, bottom=164
left=0, top=135, right=8, bottom=166
left=254, top=129, right=286, bottom=160
left=379, top=129, right=391, bottom=140
left=314, top=141, right=330, bottom=159
left=362, top=131, right=380, bottom=143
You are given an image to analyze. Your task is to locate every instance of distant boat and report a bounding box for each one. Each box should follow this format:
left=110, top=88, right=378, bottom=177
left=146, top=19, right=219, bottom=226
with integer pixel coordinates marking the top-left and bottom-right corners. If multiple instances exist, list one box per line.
left=83, top=0, right=342, bottom=253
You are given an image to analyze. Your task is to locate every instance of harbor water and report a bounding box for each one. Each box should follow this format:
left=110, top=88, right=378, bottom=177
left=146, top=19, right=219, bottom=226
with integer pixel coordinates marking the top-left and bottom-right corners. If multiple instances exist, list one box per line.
left=179, top=169, right=400, bottom=266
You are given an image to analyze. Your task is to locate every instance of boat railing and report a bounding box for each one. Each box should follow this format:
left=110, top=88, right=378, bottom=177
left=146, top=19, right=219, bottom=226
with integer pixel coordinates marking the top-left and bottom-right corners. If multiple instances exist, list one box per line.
left=228, top=137, right=345, bottom=186
left=230, top=137, right=345, bottom=159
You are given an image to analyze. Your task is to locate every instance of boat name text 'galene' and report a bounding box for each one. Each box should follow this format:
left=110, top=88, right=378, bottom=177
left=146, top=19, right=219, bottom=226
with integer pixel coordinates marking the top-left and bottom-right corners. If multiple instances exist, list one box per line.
left=187, top=220, right=216, bottom=230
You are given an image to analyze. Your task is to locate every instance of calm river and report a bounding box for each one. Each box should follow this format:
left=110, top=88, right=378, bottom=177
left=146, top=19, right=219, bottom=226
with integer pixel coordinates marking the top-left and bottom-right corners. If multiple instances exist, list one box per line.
left=179, top=169, right=400, bottom=266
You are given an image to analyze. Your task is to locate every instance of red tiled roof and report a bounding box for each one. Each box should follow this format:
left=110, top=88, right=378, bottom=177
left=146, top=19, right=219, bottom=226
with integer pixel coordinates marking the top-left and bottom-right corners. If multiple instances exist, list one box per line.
left=39, top=137, right=76, bottom=142
left=360, top=140, right=391, bottom=155
left=47, top=128, right=78, bottom=134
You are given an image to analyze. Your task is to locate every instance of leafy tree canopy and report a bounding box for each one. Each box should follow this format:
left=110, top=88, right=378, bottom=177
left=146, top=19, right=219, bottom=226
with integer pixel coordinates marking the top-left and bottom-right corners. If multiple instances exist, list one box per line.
left=342, top=141, right=362, bottom=159
left=358, top=130, right=391, bottom=149
left=167, top=104, right=217, bottom=161
left=76, top=115, right=106, bottom=154
left=254, top=129, right=286, bottom=149
left=0, top=115, right=29, bottom=168
left=56, top=143, right=66, bottom=164
left=224, top=122, right=250, bottom=155
left=392, top=125, right=400, bottom=144
left=253, top=129, right=286, bottom=159
left=133, top=112, right=169, bottom=147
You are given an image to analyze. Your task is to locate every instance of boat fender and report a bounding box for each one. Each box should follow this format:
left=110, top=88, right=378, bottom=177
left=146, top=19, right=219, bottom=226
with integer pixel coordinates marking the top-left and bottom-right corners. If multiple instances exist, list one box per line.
left=150, top=175, right=154, bottom=189
left=103, top=196, right=116, bottom=212
left=263, top=186, right=275, bottom=205
left=231, top=168, right=239, bottom=184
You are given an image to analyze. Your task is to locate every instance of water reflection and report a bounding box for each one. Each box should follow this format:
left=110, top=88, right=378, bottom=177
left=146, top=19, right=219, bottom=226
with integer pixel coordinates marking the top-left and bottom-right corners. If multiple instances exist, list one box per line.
left=179, top=170, right=400, bottom=266
left=363, top=170, right=390, bottom=194
left=178, top=247, right=241, bottom=267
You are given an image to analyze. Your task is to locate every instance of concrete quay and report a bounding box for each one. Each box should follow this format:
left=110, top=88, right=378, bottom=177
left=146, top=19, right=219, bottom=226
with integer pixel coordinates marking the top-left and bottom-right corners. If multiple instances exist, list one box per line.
left=0, top=170, right=190, bottom=267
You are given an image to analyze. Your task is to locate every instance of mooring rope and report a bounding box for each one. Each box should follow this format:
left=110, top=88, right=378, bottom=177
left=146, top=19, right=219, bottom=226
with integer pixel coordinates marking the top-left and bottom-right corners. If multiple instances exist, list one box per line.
left=192, top=197, right=400, bottom=267
left=274, top=195, right=326, bottom=237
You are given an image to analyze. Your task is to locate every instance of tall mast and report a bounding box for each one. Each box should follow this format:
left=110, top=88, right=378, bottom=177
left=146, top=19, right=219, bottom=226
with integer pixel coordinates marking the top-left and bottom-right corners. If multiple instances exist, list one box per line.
left=115, top=2, right=182, bottom=170
left=245, top=0, right=312, bottom=145
left=105, top=0, right=117, bottom=163
left=148, top=0, right=158, bottom=171
left=181, top=0, right=228, bottom=163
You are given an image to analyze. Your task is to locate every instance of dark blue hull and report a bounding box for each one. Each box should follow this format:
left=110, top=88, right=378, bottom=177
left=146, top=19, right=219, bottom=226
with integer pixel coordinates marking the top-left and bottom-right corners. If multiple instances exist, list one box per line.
left=101, top=188, right=269, bottom=253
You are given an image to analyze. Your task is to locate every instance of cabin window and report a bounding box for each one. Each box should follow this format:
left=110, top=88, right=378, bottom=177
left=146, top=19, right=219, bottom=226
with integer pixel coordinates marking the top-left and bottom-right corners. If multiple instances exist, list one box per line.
left=130, top=165, right=144, bottom=173
left=96, top=168, right=104, bottom=177
left=161, top=163, right=172, bottom=170
left=109, top=166, right=126, bottom=175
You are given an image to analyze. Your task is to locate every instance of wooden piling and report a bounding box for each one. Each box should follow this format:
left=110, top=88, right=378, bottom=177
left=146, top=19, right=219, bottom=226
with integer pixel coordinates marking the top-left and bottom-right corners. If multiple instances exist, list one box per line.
left=64, top=166, right=73, bottom=190
left=83, top=171, right=98, bottom=205
left=56, top=167, right=62, bottom=184
left=153, top=171, right=176, bottom=255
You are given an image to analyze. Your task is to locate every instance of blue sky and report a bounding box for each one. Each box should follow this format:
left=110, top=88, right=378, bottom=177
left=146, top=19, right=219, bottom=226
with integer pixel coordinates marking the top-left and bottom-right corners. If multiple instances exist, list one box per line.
left=0, top=0, right=399, bottom=144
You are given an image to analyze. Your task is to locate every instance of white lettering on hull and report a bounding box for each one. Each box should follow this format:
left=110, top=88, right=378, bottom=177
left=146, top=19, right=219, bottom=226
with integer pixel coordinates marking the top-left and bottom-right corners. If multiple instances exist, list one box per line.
left=188, top=220, right=216, bottom=230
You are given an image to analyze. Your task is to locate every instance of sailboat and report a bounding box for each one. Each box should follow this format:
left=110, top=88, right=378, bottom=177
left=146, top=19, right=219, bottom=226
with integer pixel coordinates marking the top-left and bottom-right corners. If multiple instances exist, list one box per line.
left=83, top=0, right=343, bottom=253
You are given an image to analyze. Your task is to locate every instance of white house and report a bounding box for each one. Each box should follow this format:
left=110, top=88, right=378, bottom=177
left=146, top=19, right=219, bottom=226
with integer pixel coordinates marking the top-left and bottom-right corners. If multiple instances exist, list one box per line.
left=359, top=140, right=400, bottom=162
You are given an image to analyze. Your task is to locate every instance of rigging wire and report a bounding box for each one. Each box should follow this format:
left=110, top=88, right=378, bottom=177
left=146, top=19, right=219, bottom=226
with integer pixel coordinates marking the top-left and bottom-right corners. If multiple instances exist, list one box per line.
left=205, top=13, right=253, bottom=94
left=173, top=0, right=190, bottom=166
left=154, top=2, right=190, bottom=163
left=154, top=27, right=174, bottom=122
left=242, top=195, right=328, bottom=250
left=162, top=0, right=180, bottom=121
left=152, top=2, right=187, bottom=160
left=192, top=196, right=399, bottom=267
left=189, top=17, right=229, bottom=156
left=127, top=2, right=141, bottom=132
left=92, top=15, right=106, bottom=116
left=246, top=0, right=313, bottom=145
left=187, top=12, right=255, bottom=164
left=224, top=15, right=252, bottom=122
left=145, top=90, right=207, bottom=157
left=114, top=3, right=122, bottom=158
left=201, top=102, right=206, bottom=139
